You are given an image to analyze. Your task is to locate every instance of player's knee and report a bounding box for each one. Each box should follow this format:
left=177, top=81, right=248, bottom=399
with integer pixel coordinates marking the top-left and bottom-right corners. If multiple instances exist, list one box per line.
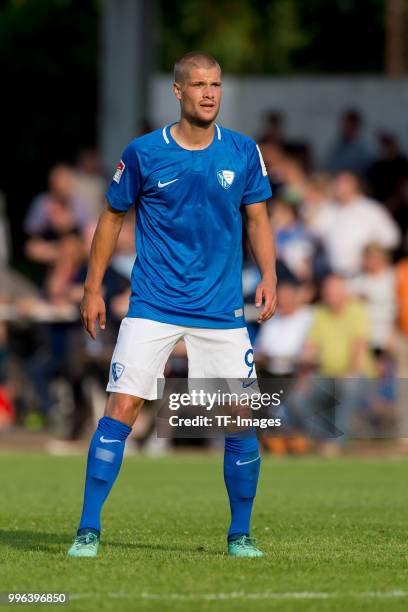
left=105, top=393, right=144, bottom=426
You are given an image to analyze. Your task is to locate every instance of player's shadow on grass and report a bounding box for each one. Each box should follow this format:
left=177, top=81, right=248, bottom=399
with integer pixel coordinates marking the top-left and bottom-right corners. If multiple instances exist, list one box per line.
left=0, top=530, right=68, bottom=553
left=0, top=530, right=210, bottom=555
left=104, top=540, right=209, bottom=554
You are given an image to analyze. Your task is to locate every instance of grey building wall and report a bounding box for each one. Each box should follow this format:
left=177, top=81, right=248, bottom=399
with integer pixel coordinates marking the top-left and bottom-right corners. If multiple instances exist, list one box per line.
left=149, top=75, right=408, bottom=165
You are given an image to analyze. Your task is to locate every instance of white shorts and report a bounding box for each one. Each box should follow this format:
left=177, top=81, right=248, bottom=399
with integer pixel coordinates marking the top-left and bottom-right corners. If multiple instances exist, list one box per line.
left=106, top=318, right=256, bottom=400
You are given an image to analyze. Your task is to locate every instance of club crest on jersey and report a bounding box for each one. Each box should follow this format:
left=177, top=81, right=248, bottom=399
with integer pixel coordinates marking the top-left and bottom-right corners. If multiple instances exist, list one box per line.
left=217, top=170, right=235, bottom=189
left=113, top=160, right=125, bottom=183
left=112, top=362, right=125, bottom=382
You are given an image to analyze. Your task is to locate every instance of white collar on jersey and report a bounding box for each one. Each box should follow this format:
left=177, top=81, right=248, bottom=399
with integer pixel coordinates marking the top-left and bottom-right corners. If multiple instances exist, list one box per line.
left=162, top=123, right=221, bottom=144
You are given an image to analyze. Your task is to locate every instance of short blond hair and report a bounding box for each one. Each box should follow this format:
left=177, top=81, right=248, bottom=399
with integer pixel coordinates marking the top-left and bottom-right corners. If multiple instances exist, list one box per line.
left=174, top=51, right=221, bottom=84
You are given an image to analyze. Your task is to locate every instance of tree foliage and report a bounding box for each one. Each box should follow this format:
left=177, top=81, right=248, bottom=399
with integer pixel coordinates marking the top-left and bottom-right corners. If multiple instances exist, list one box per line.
left=160, top=0, right=385, bottom=74
left=0, top=0, right=98, bottom=259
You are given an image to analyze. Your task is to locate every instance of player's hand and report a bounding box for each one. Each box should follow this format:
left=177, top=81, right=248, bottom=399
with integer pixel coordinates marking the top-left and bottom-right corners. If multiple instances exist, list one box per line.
left=80, top=288, right=106, bottom=340
left=255, top=275, right=277, bottom=323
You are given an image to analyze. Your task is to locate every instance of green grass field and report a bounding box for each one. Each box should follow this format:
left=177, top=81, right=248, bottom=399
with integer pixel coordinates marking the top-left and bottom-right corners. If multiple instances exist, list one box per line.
left=1, top=452, right=408, bottom=611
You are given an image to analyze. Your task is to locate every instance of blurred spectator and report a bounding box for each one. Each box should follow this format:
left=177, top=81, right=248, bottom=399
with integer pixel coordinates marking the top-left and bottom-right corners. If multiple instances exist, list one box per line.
left=348, top=245, right=397, bottom=432
left=258, top=111, right=313, bottom=171
left=368, top=133, right=408, bottom=253
left=0, top=387, right=14, bottom=427
left=24, top=196, right=83, bottom=298
left=396, top=257, right=408, bottom=375
left=16, top=208, right=132, bottom=430
left=348, top=243, right=396, bottom=354
left=320, top=172, right=400, bottom=276
left=269, top=187, right=315, bottom=279
left=302, top=173, right=336, bottom=238
left=18, top=202, right=87, bottom=424
left=258, top=140, right=286, bottom=194
left=395, top=259, right=408, bottom=437
left=301, top=174, right=336, bottom=279
left=303, top=275, right=373, bottom=378
left=327, top=109, right=373, bottom=176
left=258, top=110, right=286, bottom=145
left=73, top=149, right=106, bottom=220
left=396, top=258, right=408, bottom=340
left=280, top=152, right=309, bottom=193
left=24, top=164, right=90, bottom=237
left=21, top=224, right=86, bottom=419
left=242, top=257, right=301, bottom=343
left=284, top=142, right=313, bottom=174
left=299, top=275, right=373, bottom=446
left=259, top=140, right=309, bottom=197
left=256, top=280, right=313, bottom=457
left=255, top=281, right=312, bottom=376
left=0, top=191, right=40, bottom=303
left=368, top=132, right=408, bottom=213
left=0, top=192, right=11, bottom=265
left=0, top=320, right=15, bottom=427
left=71, top=212, right=133, bottom=324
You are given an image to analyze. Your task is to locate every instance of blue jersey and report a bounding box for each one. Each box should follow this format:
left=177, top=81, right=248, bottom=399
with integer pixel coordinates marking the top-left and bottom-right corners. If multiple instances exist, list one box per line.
left=106, top=123, right=272, bottom=329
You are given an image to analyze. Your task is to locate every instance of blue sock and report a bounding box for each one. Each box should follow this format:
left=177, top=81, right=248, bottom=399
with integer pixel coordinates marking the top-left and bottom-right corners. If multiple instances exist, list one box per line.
left=78, top=416, right=131, bottom=534
left=224, top=429, right=260, bottom=542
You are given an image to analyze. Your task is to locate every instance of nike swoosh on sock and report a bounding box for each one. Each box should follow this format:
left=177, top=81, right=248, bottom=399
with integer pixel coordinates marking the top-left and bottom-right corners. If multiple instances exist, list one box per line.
left=236, top=456, right=260, bottom=466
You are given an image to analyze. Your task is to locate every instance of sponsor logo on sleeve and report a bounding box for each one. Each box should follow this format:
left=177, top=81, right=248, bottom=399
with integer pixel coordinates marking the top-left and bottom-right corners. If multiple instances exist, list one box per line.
left=113, top=160, right=125, bottom=183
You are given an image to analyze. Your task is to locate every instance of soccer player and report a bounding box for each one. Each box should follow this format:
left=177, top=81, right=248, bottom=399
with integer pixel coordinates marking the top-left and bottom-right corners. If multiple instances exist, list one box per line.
left=67, top=51, right=277, bottom=558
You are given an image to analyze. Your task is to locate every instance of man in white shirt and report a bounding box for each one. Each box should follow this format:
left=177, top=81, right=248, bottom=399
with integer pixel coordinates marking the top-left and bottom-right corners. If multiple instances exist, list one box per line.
left=348, top=243, right=396, bottom=352
left=318, top=172, right=400, bottom=276
left=255, top=281, right=313, bottom=376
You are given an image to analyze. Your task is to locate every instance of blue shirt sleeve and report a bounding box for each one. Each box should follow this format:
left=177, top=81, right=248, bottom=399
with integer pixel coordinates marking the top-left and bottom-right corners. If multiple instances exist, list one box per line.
left=106, top=142, right=141, bottom=211
left=242, top=140, right=272, bottom=205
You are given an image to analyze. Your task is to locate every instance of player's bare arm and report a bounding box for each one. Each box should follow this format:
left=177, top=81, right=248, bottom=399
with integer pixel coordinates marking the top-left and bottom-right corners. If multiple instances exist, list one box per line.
left=80, top=200, right=127, bottom=340
left=245, top=202, right=277, bottom=323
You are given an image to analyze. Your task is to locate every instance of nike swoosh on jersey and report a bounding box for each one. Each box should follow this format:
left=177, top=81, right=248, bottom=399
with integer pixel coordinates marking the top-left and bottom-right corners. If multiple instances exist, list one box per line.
left=236, top=456, right=260, bottom=466
left=158, top=178, right=179, bottom=188
left=100, top=436, right=121, bottom=443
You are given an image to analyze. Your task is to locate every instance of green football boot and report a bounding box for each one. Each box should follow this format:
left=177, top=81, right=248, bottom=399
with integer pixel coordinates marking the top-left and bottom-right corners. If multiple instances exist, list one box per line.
left=227, top=535, right=265, bottom=558
left=67, top=529, right=100, bottom=558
